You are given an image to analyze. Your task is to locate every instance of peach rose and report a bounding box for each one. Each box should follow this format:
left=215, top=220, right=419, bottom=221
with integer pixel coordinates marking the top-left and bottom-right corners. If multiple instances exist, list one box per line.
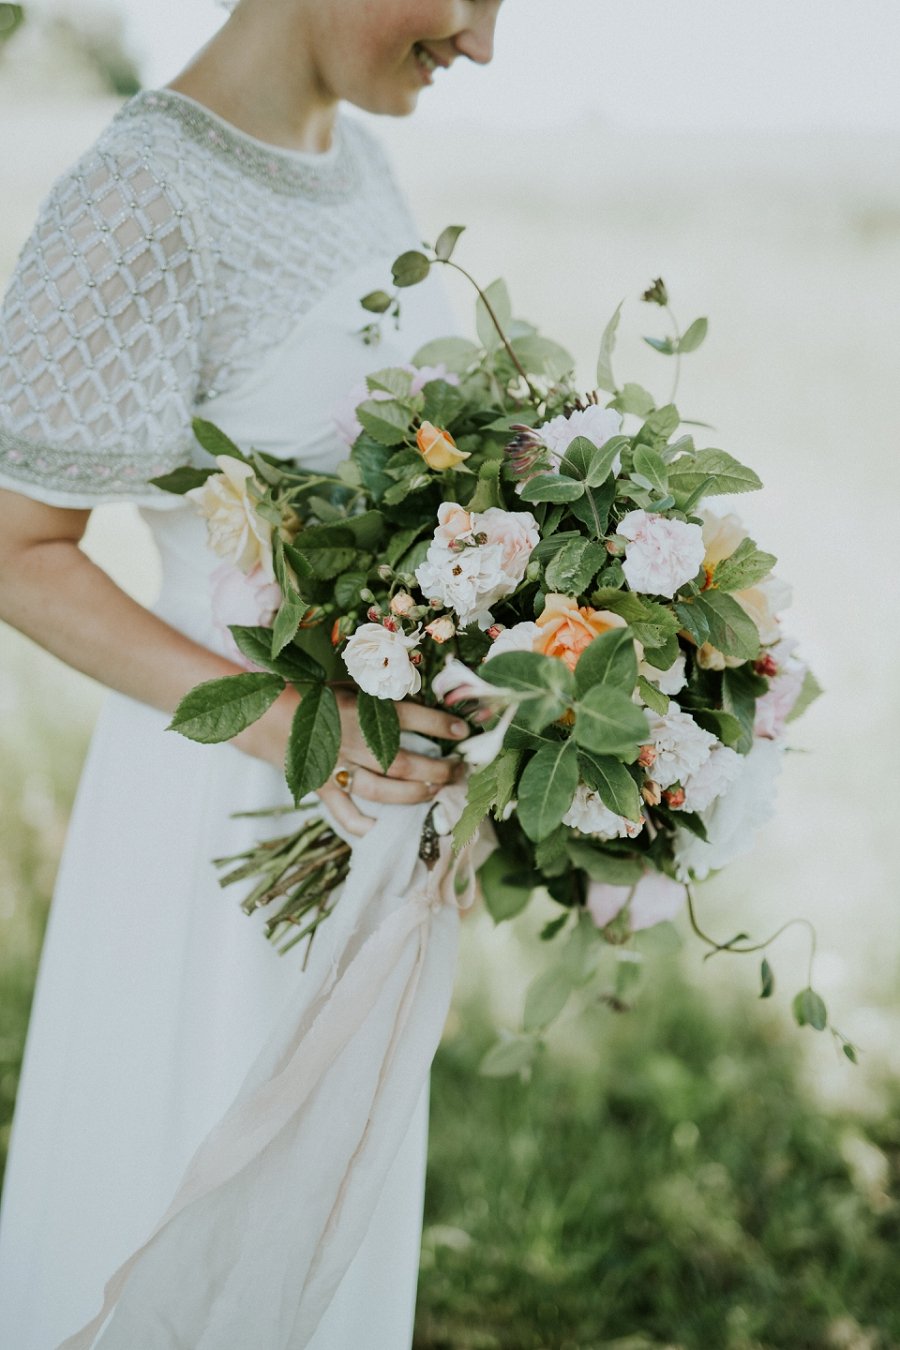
left=534, top=593, right=626, bottom=671
left=416, top=421, right=471, bottom=471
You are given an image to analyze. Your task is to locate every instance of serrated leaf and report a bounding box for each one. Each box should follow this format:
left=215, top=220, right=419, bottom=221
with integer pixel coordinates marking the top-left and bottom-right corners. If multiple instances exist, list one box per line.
left=434, top=224, right=465, bottom=261
left=573, top=686, right=649, bottom=757
left=566, top=840, right=644, bottom=886
left=479, top=850, right=533, bottom=923
left=149, top=465, right=217, bottom=494
left=479, top=1034, right=538, bottom=1078
left=334, top=571, right=368, bottom=609
left=577, top=750, right=642, bottom=821
left=453, top=761, right=500, bottom=851
left=544, top=537, right=605, bottom=594
left=466, top=458, right=504, bottom=513
left=475, top=277, right=513, bottom=352
left=228, top=626, right=325, bottom=682
left=694, top=591, right=761, bottom=661
left=191, top=417, right=247, bottom=463
left=351, top=435, right=394, bottom=498
left=712, top=537, right=777, bottom=592
left=392, top=250, right=431, bottom=287
left=677, top=316, right=708, bottom=353
left=568, top=480, right=616, bottom=536
left=518, top=473, right=585, bottom=504
left=355, top=398, right=411, bottom=447
left=355, top=690, right=400, bottom=773
left=523, top=967, right=573, bottom=1032
left=637, top=675, right=669, bottom=715
left=169, top=672, right=285, bottom=744
left=517, top=740, right=579, bottom=842
left=596, top=301, right=623, bottom=393
left=271, top=588, right=306, bottom=656
left=575, top=628, right=638, bottom=697
left=285, top=683, right=341, bottom=802
left=668, top=448, right=762, bottom=499
left=366, top=367, right=414, bottom=399
left=492, top=749, right=522, bottom=818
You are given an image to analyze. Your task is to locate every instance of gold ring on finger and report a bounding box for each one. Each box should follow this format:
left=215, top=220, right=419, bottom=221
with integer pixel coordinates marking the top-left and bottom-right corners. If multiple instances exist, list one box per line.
left=332, top=763, right=355, bottom=794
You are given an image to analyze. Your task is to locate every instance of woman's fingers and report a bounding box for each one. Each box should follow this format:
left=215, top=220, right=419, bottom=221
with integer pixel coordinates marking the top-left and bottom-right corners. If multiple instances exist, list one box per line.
left=347, top=765, right=443, bottom=805
left=316, top=780, right=375, bottom=838
left=396, top=700, right=472, bottom=743
left=384, top=749, right=461, bottom=785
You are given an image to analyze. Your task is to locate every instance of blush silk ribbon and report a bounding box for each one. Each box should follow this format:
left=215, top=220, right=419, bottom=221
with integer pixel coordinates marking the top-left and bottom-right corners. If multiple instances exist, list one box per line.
left=59, top=765, right=489, bottom=1350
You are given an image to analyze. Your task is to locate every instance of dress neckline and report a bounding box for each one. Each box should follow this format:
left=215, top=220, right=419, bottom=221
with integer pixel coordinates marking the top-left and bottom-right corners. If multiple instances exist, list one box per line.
left=117, top=88, right=362, bottom=201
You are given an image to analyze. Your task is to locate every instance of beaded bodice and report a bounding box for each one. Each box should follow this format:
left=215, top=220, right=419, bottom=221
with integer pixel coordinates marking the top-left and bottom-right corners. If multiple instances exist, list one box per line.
left=0, top=90, right=419, bottom=507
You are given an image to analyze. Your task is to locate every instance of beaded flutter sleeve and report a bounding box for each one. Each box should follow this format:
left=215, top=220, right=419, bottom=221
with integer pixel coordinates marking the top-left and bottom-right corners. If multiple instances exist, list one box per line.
left=0, top=144, right=209, bottom=509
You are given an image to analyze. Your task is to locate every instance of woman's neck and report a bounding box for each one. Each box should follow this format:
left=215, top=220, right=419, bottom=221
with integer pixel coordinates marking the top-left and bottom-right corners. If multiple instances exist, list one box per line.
left=166, top=5, right=338, bottom=155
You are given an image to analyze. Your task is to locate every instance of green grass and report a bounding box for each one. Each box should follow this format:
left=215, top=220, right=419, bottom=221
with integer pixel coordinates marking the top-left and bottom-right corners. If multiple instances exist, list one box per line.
left=1, top=651, right=898, bottom=1349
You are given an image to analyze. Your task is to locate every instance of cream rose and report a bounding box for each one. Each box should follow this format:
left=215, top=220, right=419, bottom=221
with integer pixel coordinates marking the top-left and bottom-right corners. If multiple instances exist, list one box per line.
left=187, top=455, right=275, bottom=580
left=342, top=622, right=422, bottom=700
left=697, top=511, right=789, bottom=669
left=415, top=502, right=539, bottom=628
left=618, top=510, right=705, bottom=598
left=563, top=784, right=644, bottom=840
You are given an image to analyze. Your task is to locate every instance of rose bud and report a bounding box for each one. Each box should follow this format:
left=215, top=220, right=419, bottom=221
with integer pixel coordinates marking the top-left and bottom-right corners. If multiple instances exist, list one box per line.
left=641, top=780, right=662, bottom=807
left=390, top=591, right=416, bottom=617
left=331, top=618, right=342, bottom=646
left=486, top=624, right=505, bottom=641
left=299, top=605, right=325, bottom=629
left=638, top=744, right=657, bottom=769
left=367, top=605, right=381, bottom=622
left=377, top=563, right=394, bottom=582
left=605, top=537, right=626, bottom=556
left=415, top=421, right=471, bottom=471
left=425, top=616, right=456, bottom=644
left=382, top=615, right=399, bottom=632
left=663, top=786, right=686, bottom=810
left=754, top=652, right=779, bottom=677
left=409, top=650, right=423, bottom=666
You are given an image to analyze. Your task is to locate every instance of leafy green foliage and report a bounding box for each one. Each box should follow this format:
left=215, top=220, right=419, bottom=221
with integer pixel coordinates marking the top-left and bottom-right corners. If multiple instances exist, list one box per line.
left=573, top=686, right=649, bottom=757
left=452, top=762, right=500, bottom=852
left=578, top=749, right=643, bottom=821
left=356, top=691, right=400, bottom=773
left=669, top=447, right=763, bottom=499
left=574, top=628, right=638, bottom=697
left=284, top=683, right=341, bottom=802
left=168, top=672, right=285, bottom=744
left=478, top=851, right=533, bottom=924
left=693, top=590, right=761, bottom=661
left=517, top=741, right=579, bottom=842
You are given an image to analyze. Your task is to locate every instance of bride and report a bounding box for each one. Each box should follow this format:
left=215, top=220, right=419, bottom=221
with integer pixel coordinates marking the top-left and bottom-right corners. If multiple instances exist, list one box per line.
left=0, top=2, right=502, bottom=1346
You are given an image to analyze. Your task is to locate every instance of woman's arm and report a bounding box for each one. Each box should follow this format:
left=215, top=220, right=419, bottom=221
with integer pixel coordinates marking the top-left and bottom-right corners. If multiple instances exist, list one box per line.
left=0, top=489, right=469, bottom=835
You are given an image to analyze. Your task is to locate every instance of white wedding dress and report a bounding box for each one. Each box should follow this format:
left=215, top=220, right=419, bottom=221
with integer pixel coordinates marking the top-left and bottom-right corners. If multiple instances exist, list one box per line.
left=0, top=89, right=469, bottom=1350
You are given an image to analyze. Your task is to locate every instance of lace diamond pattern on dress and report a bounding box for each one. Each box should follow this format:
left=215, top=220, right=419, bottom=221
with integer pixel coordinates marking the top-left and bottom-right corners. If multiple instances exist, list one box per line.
left=0, top=91, right=417, bottom=504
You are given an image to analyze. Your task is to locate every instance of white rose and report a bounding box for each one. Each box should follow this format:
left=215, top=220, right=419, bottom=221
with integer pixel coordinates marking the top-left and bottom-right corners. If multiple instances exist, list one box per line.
left=563, top=784, right=644, bottom=840
left=680, top=741, right=743, bottom=813
left=415, top=503, right=539, bottom=628
left=674, top=738, right=785, bottom=881
left=586, top=870, right=686, bottom=932
left=187, top=455, right=275, bottom=580
left=638, top=651, right=686, bottom=695
left=618, top=510, right=705, bottom=598
left=537, top=403, right=623, bottom=469
left=486, top=621, right=542, bottom=659
left=342, top=622, right=422, bottom=700
left=646, top=702, right=717, bottom=789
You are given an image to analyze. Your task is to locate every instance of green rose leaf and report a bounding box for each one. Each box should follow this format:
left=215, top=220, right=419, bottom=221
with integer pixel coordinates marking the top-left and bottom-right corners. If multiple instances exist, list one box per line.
left=544, top=537, right=606, bottom=594
left=573, top=686, right=649, bottom=758
left=356, top=690, right=400, bottom=774
left=722, top=664, right=767, bottom=753
left=270, top=588, right=307, bottom=656
left=632, top=445, right=668, bottom=496
left=637, top=675, right=669, bottom=716
left=712, top=537, right=777, bottom=592
left=612, top=383, right=656, bottom=417
left=510, top=335, right=575, bottom=381
left=693, top=591, right=761, bottom=661
left=191, top=417, right=247, bottom=463
left=334, top=570, right=369, bottom=610
left=285, top=683, right=341, bottom=803
left=578, top=749, right=643, bottom=821
left=228, top=626, right=325, bottom=682
left=169, top=671, right=285, bottom=744
left=523, top=966, right=574, bottom=1033
left=566, top=839, right=644, bottom=886
left=392, top=250, right=432, bottom=287
left=691, top=707, right=744, bottom=747
left=786, top=668, right=824, bottom=723
left=574, top=628, right=638, bottom=697
left=517, top=740, right=579, bottom=842
left=518, top=473, right=585, bottom=504
left=478, top=850, right=533, bottom=924
left=355, top=398, right=412, bottom=448
left=148, top=465, right=217, bottom=495
left=668, top=448, right=762, bottom=499
left=453, top=761, right=500, bottom=852
left=366, top=367, right=414, bottom=399
left=559, top=435, right=625, bottom=488
left=480, top=651, right=575, bottom=731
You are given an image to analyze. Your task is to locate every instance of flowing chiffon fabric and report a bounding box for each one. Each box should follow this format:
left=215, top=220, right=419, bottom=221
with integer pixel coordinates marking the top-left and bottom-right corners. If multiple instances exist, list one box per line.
left=0, top=260, right=468, bottom=1349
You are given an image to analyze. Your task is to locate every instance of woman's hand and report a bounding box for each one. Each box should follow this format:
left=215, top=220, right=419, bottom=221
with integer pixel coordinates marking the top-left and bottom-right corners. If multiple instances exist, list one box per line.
left=317, top=685, right=472, bottom=837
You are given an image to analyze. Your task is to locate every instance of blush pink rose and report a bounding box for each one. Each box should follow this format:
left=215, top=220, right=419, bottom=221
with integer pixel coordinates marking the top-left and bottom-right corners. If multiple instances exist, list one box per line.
left=586, top=870, right=687, bottom=933
left=210, top=562, right=282, bottom=668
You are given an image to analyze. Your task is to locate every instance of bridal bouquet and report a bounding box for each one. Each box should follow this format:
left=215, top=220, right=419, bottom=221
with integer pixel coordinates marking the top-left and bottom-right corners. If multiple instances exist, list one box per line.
left=155, top=229, right=847, bottom=1070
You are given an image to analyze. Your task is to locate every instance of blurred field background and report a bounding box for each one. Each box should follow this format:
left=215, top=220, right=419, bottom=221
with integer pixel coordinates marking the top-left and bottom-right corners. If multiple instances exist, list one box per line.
left=1, top=4, right=900, bottom=1346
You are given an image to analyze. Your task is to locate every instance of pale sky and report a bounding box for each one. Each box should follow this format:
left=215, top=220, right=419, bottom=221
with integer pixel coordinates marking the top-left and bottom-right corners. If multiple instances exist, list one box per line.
left=105, top=0, right=900, bottom=133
